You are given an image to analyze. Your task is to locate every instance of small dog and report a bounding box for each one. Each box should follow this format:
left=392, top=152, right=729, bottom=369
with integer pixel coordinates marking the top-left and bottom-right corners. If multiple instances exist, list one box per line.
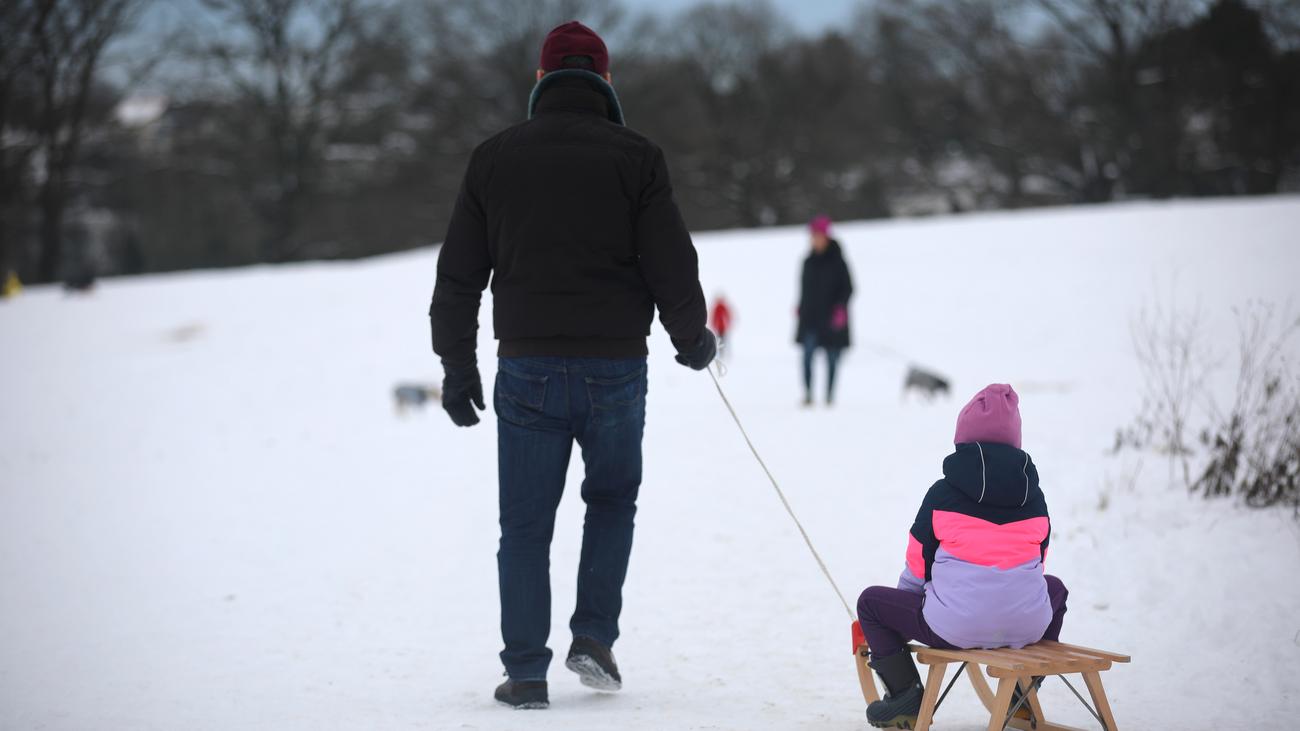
left=393, top=383, right=442, bottom=415
left=903, top=366, right=951, bottom=400
left=63, top=271, right=96, bottom=293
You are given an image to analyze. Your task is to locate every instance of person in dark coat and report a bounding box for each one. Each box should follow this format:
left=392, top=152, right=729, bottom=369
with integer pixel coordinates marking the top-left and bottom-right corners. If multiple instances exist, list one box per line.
left=428, top=21, right=716, bottom=710
left=795, top=215, right=853, bottom=405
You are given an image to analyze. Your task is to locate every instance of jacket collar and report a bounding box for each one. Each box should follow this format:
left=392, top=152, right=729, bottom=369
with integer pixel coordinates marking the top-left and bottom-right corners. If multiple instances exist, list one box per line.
left=527, top=69, right=625, bottom=126
left=942, top=442, right=1041, bottom=508
left=809, top=239, right=844, bottom=261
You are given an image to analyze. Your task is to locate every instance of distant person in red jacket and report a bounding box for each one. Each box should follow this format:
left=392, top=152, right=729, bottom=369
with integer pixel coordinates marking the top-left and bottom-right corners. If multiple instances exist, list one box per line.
left=711, top=295, right=732, bottom=356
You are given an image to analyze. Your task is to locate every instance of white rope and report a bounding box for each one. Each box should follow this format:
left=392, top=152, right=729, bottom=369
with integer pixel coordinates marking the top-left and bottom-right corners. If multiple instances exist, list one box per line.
left=706, top=364, right=856, bottom=622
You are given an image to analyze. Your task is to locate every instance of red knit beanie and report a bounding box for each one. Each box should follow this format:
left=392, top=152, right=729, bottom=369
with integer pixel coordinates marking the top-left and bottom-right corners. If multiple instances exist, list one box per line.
left=539, top=21, right=609, bottom=75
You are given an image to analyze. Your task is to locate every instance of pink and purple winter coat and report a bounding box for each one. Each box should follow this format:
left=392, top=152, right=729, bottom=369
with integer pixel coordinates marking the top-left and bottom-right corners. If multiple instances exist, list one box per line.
left=897, top=441, right=1053, bottom=649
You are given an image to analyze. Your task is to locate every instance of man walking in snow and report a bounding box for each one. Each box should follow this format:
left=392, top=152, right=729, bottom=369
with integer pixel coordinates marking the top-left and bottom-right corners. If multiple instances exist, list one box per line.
left=429, top=21, right=716, bottom=710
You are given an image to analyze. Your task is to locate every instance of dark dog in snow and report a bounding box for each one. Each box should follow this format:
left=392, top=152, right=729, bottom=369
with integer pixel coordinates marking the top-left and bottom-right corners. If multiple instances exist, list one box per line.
left=63, top=271, right=96, bottom=293
left=393, top=383, right=442, bottom=415
left=903, top=366, right=950, bottom=399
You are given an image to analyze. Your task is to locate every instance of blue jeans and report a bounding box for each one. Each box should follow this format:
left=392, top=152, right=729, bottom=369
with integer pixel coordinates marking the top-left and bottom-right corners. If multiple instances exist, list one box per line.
left=802, top=333, right=842, bottom=402
left=494, top=356, right=648, bottom=680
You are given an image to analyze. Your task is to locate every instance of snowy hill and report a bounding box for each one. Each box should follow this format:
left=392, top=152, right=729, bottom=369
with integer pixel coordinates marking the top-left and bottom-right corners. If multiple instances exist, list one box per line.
left=3, top=197, right=1299, bottom=730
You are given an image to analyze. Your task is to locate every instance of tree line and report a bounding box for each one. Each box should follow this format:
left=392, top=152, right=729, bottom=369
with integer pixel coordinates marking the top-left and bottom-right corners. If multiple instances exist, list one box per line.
left=1, top=0, right=1298, bottom=284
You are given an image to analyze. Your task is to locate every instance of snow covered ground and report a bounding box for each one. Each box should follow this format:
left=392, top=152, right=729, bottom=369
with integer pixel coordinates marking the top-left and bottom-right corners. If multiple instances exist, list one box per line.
left=3, top=196, right=1300, bottom=730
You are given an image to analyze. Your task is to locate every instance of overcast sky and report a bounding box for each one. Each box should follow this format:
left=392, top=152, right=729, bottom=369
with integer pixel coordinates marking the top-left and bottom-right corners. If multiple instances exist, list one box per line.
left=117, top=0, right=869, bottom=90
left=133, top=0, right=866, bottom=41
left=624, top=0, right=860, bottom=34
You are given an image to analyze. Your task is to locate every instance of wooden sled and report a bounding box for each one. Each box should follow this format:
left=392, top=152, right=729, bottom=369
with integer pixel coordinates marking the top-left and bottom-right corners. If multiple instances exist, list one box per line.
left=853, top=623, right=1130, bottom=731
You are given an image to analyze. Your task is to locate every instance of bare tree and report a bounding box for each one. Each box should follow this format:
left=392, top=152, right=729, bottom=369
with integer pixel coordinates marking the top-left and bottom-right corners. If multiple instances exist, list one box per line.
left=417, top=0, right=624, bottom=143
left=0, top=1, right=55, bottom=277
left=1197, top=303, right=1300, bottom=512
left=1129, top=296, right=1217, bottom=488
left=1257, top=0, right=1300, bottom=50
left=627, top=1, right=791, bottom=227
left=889, top=0, right=1074, bottom=207
left=198, top=0, right=363, bottom=263
left=33, top=0, right=142, bottom=282
left=6, top=0, right=1288, bottom=274
left=1033, top=0, right=1202, bottom=198
left=6, top=0, right=140, bottom=283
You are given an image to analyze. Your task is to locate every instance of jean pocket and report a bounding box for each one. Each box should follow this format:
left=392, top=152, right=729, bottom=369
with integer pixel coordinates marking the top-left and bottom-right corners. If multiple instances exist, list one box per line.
left=585, top=366, right=646, bottom=427
left=495, top=364, right=548, bottom=427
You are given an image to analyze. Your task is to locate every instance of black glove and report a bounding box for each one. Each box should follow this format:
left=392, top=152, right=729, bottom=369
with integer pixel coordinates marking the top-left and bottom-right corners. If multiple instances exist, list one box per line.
left=674, top=329, right=718, bottom=371
left=441, top=363, right=485, bottom=427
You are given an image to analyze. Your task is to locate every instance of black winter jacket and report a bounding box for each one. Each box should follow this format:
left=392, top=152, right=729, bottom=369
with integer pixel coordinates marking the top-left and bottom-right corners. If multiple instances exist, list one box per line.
left=795, top=239, right=853, bottom=349
left=429, top=72, right=707, bottom=365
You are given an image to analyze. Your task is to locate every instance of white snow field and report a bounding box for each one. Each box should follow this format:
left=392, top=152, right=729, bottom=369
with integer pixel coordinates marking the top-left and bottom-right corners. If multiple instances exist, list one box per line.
left=3, top=196, right=1300, bottom=731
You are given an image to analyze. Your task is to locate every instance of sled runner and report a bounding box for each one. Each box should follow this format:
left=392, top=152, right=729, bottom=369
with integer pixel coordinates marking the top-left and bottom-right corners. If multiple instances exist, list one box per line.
left=853, top=622, right=1130, bottom=731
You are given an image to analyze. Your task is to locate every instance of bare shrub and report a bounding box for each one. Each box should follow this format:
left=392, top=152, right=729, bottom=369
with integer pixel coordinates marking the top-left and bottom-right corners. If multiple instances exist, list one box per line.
left=1195, top=304, right=1300, bottom=513
left=1120, top=297, right=1300, bottom=515
left=1118, top=294, right=1215, bottom=487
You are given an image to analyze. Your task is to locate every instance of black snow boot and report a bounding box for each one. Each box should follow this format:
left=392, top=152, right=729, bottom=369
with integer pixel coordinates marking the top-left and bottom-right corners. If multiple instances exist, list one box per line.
left=494, top=678, right=548, bottom=709
left=866, top=651, right=924, bottom=729
left=565, top=636, right=622, bottom=691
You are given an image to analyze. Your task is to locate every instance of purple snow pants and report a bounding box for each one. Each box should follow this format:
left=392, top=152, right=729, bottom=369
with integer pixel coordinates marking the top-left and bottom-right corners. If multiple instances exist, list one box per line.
left=857, top=575, right=1069, bottom=659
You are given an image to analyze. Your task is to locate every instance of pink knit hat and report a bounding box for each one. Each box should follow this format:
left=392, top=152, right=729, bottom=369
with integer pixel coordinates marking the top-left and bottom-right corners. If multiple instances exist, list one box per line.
left=809, top=215, right=832, bottom=236
left=954, top=383, right=1022, bottom=449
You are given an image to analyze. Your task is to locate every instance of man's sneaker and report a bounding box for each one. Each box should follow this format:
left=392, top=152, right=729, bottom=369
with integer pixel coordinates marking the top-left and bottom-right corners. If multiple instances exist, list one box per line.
left=494, top=679, right=548, bottom=709
left=565, top=636, right=622, bottom=691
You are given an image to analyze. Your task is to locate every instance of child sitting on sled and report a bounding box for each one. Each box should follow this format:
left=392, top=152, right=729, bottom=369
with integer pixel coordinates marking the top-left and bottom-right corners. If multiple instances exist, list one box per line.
left=858, top=383, right=1068, bottom=729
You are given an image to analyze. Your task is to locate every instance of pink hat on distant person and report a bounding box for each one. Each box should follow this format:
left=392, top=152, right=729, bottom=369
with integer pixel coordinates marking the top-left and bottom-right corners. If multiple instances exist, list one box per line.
left=809, top=215, right=832, bottom=236
left=954, top=383, right=1022, bottom=449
